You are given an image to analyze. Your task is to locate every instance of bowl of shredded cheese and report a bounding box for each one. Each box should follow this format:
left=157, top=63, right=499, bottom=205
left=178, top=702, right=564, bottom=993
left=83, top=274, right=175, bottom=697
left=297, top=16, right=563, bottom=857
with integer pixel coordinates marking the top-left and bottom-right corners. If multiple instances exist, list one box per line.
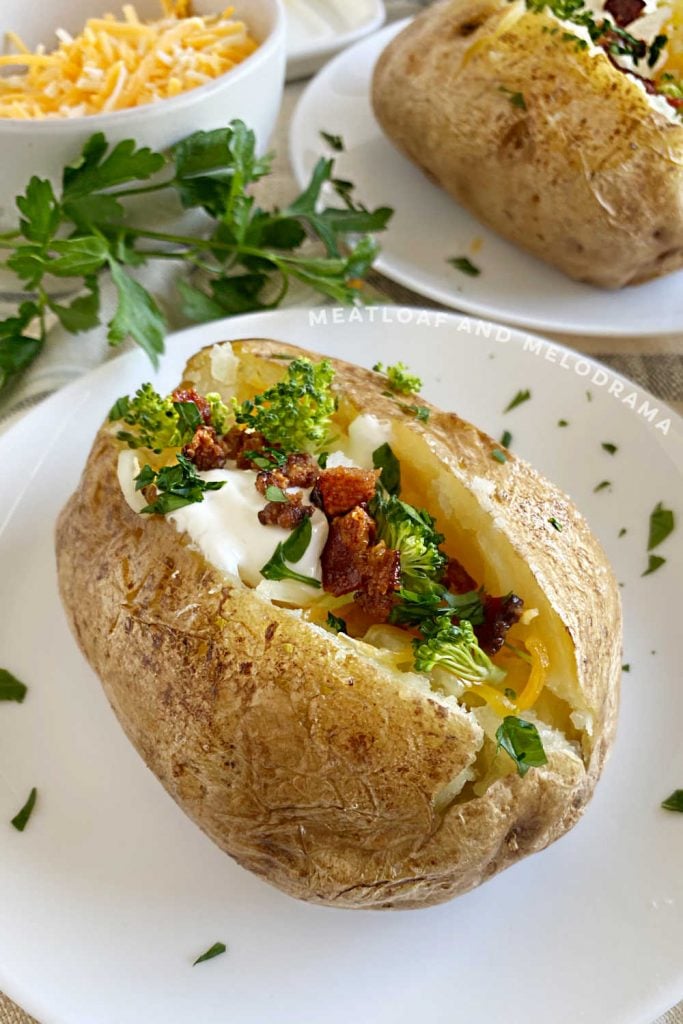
left=0, top=0, right=285, bottom=224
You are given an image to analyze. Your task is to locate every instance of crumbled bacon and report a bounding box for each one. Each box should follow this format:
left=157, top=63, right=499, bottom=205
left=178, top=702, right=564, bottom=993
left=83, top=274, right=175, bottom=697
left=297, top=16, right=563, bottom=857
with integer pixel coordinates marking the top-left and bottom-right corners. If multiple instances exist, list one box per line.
left=475, top=593, right=524, bottom=655
left=444, top=557, right=477, bottom=595
left=354, top=542, right=402, bottom=621
left=171, top=387, right=212, bottom=425
left=284, top=452, right=319, bottom=488
left=321, top=507, right=375, bottom=595
left=255, top=468, right=290, bottom=496
left=222, top=427, right=278, bottom=469
left=604, top=0, right=645, bottom=27
left=317, top=467, right=380, bottom=517
left=258, top=493, right=313, bottom=529
left=182, top=425, right=230, bottom=471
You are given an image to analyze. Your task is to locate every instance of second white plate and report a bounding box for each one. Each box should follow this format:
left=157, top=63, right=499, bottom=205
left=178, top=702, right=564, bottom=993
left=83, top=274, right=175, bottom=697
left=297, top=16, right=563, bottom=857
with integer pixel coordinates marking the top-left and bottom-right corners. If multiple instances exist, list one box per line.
left=290, top=21, right=683, bottom=336
left=285, top=0, right=385, bottom=81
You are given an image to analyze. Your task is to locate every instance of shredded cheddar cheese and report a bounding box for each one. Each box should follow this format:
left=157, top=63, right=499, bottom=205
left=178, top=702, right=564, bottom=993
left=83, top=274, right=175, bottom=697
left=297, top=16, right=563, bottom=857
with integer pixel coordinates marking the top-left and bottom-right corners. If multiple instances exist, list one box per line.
left=0, top=1, right=258, bottom=119
left=515, top=635, right=549, bottom=711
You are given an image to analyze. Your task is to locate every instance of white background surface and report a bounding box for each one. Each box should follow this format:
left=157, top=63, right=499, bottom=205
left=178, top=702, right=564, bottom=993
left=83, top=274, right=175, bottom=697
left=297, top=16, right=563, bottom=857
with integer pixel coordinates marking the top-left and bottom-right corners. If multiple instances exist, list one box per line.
left=0, top=308, right=681, bottom=1024
left=290, top=23, right=683, bottom=337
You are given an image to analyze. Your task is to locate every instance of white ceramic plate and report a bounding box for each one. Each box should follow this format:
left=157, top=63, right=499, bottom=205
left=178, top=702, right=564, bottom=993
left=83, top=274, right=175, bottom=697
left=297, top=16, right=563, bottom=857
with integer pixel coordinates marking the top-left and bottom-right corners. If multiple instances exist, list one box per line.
left=285, top=0, right=385, bottom=81
left=1, top=307, right=682, bottom=1024
left=290, top=22, right=683, bottom=336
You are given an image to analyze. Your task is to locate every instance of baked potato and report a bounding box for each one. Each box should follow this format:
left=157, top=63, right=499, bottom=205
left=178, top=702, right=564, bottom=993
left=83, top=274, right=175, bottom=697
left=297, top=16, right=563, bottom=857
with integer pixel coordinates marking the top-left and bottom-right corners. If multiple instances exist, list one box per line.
left=372, top=0, right=683, bottom=288
left=55, top=339, right=621, bottom=909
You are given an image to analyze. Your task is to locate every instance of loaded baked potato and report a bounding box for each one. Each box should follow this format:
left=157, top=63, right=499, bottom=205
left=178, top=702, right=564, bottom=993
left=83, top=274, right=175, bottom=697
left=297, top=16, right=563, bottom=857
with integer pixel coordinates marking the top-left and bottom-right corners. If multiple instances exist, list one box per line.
left=56, top=340, right=621, bottom=909
left=372, top=0, right=683, bottom=288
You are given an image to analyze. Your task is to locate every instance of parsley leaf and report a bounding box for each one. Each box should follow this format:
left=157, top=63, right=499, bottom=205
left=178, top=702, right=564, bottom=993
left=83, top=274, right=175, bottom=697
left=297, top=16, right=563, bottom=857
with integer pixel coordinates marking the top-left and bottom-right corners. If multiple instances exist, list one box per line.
left=448, top=256, right=481, bottom=277
left=496, top=717, right=548, bottom=777
left=138, top=454, right=225, bottom=515
left=504, top=389, right=531, bottom=413
left=601, top=442, right=618, bottom=455
left=265, top=485, right=288, bottom=503
left=260, top=517, right=321, bottom=588
left=499, top=86, right=527, bottom=109
left=108, top=260, right=165, bottom=367
left=661, top=790, right=683, bottom=812
left=193, top=942, right=227, bottom=965
left=491, top=449, right=507, bottom=464
left=319, top=131, right=344, bottom=152
left=11, top=787, right=37, bottom=832
left=372, top=443, right=401, bottom=496
left=0, top=668, right=27, bottom=703
left=326, top=612, right=347, bottom=634
left=500, top=430, right=513, bottom=448
left=648, top=502, right=675, bottom=551
left=63, top=134, right=164, bottom=200
left=593, top=480, right=611, bottom=493
left=642, top=554, right=666, bottom=577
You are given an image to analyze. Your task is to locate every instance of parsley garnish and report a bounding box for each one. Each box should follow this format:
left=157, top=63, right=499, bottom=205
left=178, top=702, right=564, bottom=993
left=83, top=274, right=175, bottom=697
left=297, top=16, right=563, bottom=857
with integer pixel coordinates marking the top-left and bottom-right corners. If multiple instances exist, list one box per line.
left=0, top=668, right=27, bottom=703
left=398, top=403, right=430, bottom=422
left=601, top=442, right=618, bottom=455
left=319, top=131, right=344, bottom=152
left=500, top=430, right=513, bottom=448
left=558, top=419, right=569, bottom=427
left=0, top=120, right=391, bottom=395
left=618, top=527, right=627, bottom=538
left=593, top=480, right=611, bottom=493
left=661, top=790, right=683, bottom=812
left=496, top=717, right=548, bottom=777
left=265, top=485, right=288, bottom=503
left=326, top=612, right=347, bottom=634
left=622, top=664, right=630, bottom=672
left=448, top=256, right=481, bottom=277
left=504, top=389, right=531, bottom=413
left=491, top=449, right=507, bottom=463
left=499, top=86, right=527, bottom=109
left=548, top=517, right=563, bottom=531
left=136, top=454, right=225, bottom=515
left=260, top=518, right=321, bottom=588
left=642, top=554, right=666, bottom=577
left=648, top=501, right=675, bottom=551
left=373, top=361, right=423, bottom=395
left=193, top=942, right=227, bottom=966
left=372, top=443, right=401, bottom=496
left=11, top=787, right=37, bottom=832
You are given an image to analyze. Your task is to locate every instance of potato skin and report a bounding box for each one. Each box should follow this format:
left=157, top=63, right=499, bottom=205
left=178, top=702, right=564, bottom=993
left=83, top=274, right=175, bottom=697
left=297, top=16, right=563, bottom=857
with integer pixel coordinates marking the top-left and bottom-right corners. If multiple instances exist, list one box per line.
left=372, top=0, right=683, bottom=288
left=55, top=339, right=621, bottom=909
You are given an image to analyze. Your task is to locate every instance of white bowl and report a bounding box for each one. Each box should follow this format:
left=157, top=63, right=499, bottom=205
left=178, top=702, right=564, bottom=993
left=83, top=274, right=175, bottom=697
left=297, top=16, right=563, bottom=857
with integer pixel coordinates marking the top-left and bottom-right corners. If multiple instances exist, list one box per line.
left=0, top=0, right=286, bottom=229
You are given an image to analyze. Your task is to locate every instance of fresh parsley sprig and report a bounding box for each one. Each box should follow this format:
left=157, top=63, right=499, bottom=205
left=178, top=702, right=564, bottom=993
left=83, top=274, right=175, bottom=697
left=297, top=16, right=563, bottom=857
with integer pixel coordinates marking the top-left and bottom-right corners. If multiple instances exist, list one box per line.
left=260, top=517, right=321, bottom=588
left=135, top=454, right=225, bottom=515
left=0, top=120, right=392, bottom=395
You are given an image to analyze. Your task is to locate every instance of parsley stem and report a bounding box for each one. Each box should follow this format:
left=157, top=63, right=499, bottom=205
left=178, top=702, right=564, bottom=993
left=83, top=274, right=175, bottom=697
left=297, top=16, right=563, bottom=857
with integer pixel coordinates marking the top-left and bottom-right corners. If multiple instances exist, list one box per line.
left=108, top=180, right=174, bottom=198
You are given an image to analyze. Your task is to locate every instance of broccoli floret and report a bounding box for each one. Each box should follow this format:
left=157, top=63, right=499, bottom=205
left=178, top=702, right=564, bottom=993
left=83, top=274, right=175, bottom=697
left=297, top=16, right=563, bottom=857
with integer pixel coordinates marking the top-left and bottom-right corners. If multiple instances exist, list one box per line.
left=373, top=361, right=423, bottom=395
left=373, top=493, right=447, bottom=596
left=412, top=618, right=506, bottom=686
left=233, top=358, right=336, bottom=453
left=205, top=392, right=230, bottom=433
left=109, top=384, right=231, bottom=453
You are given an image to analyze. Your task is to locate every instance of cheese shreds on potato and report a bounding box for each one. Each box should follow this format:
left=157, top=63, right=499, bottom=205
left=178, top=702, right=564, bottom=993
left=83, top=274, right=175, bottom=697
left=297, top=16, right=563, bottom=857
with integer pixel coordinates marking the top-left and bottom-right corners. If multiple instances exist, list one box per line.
left=0, top=1, right=258, bottom=119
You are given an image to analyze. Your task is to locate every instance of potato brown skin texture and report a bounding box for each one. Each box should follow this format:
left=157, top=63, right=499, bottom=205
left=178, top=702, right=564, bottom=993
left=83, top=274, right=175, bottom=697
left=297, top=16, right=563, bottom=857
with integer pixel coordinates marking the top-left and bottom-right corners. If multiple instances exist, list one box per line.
left=55, top=339, right=621, bottom=909
left=372, top=0, right=683, bottom=288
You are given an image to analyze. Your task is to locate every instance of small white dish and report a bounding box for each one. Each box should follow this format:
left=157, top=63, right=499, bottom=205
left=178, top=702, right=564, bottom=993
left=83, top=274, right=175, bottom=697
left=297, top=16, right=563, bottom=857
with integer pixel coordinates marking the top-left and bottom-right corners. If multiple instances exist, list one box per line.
left=284, top=0, right=385, bottom=81
left=0, top=307, right=681, bottom=1024
left=289, top=21, right=683, bottom=336
left=0, top=0, right=286, bottom=229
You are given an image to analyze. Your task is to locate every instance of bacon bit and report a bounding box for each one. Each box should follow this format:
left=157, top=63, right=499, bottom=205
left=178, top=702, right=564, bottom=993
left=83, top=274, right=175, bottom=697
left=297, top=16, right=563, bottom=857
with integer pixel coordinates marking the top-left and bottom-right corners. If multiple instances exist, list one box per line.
left=322, top=507, right=375, bottom=594
left=182, top=425, right=230, bottom=471
left=255, top=468, right=290, bottom=496
left=284, top=452, right=319, bottom=488
left=258, top=493, right=313, bottom=529
left=475, top=593, right=524, bottom=655
left=318, top=467, right=380, bottom=517
left=444, top=557, right=477, bottom=595
left=355, top=542, right=402, bottom=621
left=222, top=426, right=276, bottom=468
left=171, top=387, right=212, bottom=425
left=604, top=0, right=645, bottom=27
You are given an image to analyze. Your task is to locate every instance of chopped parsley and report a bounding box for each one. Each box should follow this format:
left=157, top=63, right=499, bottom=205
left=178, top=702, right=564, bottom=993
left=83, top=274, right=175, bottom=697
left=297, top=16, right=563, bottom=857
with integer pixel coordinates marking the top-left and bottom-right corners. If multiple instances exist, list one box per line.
left=319, top=131, right=344, bottom=152
left=601, top=442, right=618, bottom=455
left=622, top=664, right=630, bottom=672
left=0, top=668, right=27, bottom=703
left=491, top=449, right=507, bottom=464
left=548, top=517, right=563, bottom=531
left=398, top=402, right=430, bottom=422
left=372, top=361, right=423, bottom=395
left=504, top=389, right=531, bottom=413
left=495, top=716, right=548, bottom=777
left=618, top=527, right=627, bottom=538
left=642, top=554, right=666, bottom=577
left=557, top=419, right=569, bottom=427
left=264, top=485, right=288, bottom=503
left=648, top=501, right=675, bottom=551
left=500, top=430, right=513, bottom=448
left=499, top=86, right=527, bottom=109
left=260, top=517, right=321, bottom=588
left=661, top=790, right=683, bottom=813
left=593, top=480, right=611, bottom=493
left=372, top=442, right=401, bottom=496
left=136, top=454, right=225, bottom=515
left=448, top=256, right=481, bottom=277
left=11, top=787, right=37, bottom=832
left=326, top=612, right=347, bottom=634
left=193, top=942, right=227, bottom=966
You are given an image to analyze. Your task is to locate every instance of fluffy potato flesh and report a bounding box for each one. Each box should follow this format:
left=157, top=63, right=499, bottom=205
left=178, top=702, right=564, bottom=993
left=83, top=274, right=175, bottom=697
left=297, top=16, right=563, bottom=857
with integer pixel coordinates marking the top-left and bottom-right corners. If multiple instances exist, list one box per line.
left=55, top=340, right=621, bottom=908
left=372, top=0, right=683, bottom=288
